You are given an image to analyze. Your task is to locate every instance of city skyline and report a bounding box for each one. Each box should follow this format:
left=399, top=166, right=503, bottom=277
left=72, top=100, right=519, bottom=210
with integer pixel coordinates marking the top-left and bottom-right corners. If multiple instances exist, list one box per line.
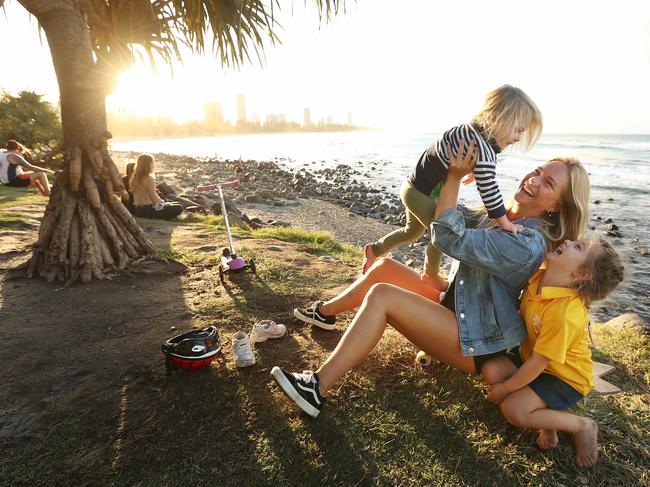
left=111, top=93, right=354, bottom=129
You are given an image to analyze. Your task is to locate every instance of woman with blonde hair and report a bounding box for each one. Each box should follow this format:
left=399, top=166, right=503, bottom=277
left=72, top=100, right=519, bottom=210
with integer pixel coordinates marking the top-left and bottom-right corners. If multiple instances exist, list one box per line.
left=130, top=154, right=183, bottom=220
left=273, top=142, right=592, bottom=425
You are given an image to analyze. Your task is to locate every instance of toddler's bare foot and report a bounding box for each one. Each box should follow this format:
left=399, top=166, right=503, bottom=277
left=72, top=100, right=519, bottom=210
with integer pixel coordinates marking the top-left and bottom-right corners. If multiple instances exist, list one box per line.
left=362, top=244, right=377, bottom=274
left=536, top=429, right=558, bottom=450
left=420, top=273, right=449, bottom=292
left=572, top=418, right=599, bottom=468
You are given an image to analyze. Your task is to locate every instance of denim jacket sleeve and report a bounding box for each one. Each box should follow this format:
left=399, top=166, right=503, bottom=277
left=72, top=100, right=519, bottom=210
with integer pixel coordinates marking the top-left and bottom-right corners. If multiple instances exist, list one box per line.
left=431, top=207, right=546, bottom=279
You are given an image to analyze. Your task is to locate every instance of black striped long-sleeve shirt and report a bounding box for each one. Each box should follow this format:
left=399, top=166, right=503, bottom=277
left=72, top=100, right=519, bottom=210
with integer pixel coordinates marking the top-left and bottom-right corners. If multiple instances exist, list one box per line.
left=406, top=123, right=505, bottom=219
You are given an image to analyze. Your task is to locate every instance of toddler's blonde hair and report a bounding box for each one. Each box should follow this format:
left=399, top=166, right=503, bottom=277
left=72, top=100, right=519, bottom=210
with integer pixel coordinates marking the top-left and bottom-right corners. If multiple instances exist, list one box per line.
left=473, top=84, right=543, bottom=151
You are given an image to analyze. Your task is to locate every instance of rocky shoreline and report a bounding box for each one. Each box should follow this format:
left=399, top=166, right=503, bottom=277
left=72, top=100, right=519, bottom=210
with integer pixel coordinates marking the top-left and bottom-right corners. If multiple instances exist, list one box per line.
left=115, top=152, right=433, bottom=269
left=113, top=151, right=647, bottom=324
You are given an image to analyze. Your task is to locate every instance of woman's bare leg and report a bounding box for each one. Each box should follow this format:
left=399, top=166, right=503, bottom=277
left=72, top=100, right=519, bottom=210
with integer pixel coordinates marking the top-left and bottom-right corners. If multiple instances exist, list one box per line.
left=316, top=283, right=474, bottom=394
left=319, top=258, right=441, bottom=316
left=29, top=172, right=50, bottom=196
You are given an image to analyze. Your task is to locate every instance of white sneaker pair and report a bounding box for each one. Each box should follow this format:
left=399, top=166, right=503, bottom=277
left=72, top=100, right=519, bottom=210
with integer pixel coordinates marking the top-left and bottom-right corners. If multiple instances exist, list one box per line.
left=232, top=321, right=286, bottom=368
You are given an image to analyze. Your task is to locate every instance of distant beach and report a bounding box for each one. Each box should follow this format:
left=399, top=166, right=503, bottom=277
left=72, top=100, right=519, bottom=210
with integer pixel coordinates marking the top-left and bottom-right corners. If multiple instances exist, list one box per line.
left=111, top=131, right=650, bottom=324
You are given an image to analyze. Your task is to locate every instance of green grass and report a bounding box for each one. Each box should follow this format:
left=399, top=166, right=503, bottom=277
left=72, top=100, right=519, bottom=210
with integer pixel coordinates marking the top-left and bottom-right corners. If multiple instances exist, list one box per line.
left=156, top=245, right=208, bottom=265
left=591, top=322, right=650, bottom=387
left=1, top=192, right=648, bottom=486
left=254, top=226, right=359, bottom=259
left=0, top=185, right=47, bottom=229
left=192, top=215, right=359, bottom=259
left=0, top=210, right=26, bottom=229
left=0, top=184, right=47, bottom=209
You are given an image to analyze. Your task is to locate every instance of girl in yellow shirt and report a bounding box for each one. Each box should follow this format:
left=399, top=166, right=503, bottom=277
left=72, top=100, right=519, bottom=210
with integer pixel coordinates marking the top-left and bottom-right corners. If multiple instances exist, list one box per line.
left=482, top=237, right=625, bottom=468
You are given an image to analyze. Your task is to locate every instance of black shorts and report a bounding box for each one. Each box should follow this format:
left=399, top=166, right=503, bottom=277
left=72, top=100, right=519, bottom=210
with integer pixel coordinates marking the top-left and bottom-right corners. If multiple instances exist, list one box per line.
left=5, top=176, right=30, bottom=188
left=505, top=348, right=584, bottom=410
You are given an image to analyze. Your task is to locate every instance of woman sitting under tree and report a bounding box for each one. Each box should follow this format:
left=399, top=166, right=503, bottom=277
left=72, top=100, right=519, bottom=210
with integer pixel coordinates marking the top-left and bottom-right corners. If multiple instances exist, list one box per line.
left=130, top=154, right=183, bottom=220
left=0, top=140, right=54, bottom=196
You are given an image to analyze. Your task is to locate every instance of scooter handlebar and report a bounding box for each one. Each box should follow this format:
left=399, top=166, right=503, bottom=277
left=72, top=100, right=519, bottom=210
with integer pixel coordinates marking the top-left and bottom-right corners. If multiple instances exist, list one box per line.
left=197, top=180, right=240, bottom=192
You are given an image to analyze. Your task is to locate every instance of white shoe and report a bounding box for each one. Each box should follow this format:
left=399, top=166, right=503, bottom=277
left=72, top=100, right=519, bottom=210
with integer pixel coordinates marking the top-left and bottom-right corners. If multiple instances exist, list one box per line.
left=250, top=320, right=286, bottom=343
left=232, top=331, right=255, bottom=367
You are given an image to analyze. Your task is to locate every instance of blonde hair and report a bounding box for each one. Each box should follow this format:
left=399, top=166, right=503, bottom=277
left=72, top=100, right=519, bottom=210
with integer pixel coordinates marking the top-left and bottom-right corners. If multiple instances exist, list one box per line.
left=472, top=85, right=543, bottom=151
left=577, top=238, right=625, bottom=307
left=130, top=154, right=154, bottom=190
left=542, top=157, right=590, bottom=249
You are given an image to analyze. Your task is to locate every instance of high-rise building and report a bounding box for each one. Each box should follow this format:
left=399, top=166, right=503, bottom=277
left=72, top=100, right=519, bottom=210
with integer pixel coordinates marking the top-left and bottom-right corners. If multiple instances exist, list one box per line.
left=204, top=102, right=223, bottom=131
left=347, top=112, right=353, bottom=126
left=237, top=94, right=246, bottom=123
left=326, top=115, right=333, bottom=125
left=303, top=107, right=311, bottom=127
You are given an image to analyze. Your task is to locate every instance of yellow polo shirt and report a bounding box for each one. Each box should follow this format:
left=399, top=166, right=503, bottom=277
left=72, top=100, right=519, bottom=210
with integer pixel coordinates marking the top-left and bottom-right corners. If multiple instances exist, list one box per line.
left=518, top=269, right=593, bottom=396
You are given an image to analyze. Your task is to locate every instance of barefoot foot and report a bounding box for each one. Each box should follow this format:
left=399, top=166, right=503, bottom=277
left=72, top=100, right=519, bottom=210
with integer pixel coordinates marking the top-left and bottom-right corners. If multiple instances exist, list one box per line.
left=536, top=429, right=558, bottom=450
left=362, top=244, right=377, bottom=274
left=572, top=418, right=599, bottom=468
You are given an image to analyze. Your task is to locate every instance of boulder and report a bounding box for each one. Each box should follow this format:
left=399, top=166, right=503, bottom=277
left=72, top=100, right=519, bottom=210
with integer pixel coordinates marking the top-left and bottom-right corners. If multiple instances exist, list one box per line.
left=604, top=313, right=648, bottom=331
left=244, top=193, right=265, bottom=204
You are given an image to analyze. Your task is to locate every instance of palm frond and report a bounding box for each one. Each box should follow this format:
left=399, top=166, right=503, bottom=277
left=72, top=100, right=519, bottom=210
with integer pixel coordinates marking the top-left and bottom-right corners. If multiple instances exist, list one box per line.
left=82, top=0, right=345, bottom=72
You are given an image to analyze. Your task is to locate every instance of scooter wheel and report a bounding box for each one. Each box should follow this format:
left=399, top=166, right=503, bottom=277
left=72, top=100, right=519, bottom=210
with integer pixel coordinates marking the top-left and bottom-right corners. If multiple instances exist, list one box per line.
left=249, top=259, right=257, bottom=274
left=218, top=265, right=225, bottom=283
left=221, top=247, right=231, bottom=258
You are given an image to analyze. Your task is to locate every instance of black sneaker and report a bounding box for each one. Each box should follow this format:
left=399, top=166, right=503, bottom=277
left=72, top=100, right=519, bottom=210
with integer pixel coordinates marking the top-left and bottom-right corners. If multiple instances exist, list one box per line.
left=270, top=367, right=325, bottom=418
left=294, top=301, right=336, bottom=330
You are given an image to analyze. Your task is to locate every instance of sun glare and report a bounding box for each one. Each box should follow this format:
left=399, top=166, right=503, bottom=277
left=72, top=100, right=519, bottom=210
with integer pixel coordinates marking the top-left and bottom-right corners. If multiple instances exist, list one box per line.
left=107, top=67, right=203, bottom=122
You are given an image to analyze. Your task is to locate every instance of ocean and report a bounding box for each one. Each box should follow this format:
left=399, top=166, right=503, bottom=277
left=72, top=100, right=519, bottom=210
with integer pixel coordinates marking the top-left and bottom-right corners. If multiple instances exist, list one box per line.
left=111, top=131, right=650, bottom=324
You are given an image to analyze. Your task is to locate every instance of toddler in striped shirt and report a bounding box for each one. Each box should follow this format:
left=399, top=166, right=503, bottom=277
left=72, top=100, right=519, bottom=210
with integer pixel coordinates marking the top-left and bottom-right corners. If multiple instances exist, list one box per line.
left=363, top=85, right=543, bottom=290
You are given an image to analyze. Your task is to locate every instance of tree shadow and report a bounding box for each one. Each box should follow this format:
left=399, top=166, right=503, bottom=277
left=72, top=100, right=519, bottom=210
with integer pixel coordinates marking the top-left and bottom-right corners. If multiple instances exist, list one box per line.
left=0, top=219, right=194, bottom=483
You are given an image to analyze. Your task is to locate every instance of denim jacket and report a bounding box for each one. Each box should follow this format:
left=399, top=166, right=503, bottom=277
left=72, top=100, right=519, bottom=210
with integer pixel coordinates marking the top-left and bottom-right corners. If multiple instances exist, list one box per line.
left=431, top=206, right=547, bottom=356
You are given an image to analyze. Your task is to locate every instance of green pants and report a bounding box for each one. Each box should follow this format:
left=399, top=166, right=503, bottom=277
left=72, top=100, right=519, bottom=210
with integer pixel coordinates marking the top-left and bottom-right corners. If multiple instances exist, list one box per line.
left=371, top=180, right=442, bottom=277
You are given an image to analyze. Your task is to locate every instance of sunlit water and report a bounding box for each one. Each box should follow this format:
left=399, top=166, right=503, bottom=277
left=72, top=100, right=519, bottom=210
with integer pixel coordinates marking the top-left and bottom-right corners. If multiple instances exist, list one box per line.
left=112, top=131, right=650, bottom=323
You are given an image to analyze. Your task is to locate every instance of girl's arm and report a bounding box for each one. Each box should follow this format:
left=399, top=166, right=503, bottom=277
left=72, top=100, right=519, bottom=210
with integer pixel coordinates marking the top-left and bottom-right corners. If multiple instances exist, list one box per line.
left=486, top=352, right=550, bottom=404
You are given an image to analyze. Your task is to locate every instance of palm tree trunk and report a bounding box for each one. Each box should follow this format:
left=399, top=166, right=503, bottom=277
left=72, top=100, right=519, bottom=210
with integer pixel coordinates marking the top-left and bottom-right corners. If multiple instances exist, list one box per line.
left=19, top=0, right=154, bottom=284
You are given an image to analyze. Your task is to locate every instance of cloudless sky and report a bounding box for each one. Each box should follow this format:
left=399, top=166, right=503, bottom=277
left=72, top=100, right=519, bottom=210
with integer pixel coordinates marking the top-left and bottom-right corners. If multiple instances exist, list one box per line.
left=1, top=0, right=649, bottom=133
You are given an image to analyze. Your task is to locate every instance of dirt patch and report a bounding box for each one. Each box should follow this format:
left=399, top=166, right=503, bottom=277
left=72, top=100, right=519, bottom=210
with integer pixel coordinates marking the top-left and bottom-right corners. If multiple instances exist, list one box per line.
left=0, top=196, right=359, bottom=481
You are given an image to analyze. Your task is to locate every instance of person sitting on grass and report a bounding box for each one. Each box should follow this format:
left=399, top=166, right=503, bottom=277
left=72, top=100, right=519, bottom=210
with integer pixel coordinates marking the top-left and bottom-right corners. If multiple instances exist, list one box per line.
left=130, top=154, right=183, bottom=220
left=0, top=140, right=54, bottom=196
left=271, top=143, right=591, bottom=459
left=482, top=237, right=625, bottom=468
left=121, top=161, right=136, bottom=213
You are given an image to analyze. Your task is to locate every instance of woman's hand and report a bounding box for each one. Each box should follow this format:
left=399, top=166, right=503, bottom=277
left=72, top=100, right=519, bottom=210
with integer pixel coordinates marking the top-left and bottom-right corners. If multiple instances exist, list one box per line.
left=446, top=139, right=478, bottom=181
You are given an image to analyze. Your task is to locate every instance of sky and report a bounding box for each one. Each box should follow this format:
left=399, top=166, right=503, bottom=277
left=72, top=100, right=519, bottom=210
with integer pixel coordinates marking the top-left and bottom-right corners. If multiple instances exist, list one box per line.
left=1, top=0, right=650, bottom=133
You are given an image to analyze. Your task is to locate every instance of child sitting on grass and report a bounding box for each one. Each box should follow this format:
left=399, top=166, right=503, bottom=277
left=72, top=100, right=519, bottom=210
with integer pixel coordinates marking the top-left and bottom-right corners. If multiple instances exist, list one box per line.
left=482, top=237, right=625, bottom=468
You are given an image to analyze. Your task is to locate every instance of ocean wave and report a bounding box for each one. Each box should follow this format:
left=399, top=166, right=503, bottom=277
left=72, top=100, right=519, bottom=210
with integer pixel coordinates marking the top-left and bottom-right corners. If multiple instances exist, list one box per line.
left=589, top=184, right=650, bottom=196
left=537, top=141, right=647, bottom=153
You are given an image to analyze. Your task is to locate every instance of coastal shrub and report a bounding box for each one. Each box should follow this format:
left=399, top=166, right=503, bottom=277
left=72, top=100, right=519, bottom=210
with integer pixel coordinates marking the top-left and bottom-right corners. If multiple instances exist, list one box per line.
left=0, top=90, right=62, bottom=150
